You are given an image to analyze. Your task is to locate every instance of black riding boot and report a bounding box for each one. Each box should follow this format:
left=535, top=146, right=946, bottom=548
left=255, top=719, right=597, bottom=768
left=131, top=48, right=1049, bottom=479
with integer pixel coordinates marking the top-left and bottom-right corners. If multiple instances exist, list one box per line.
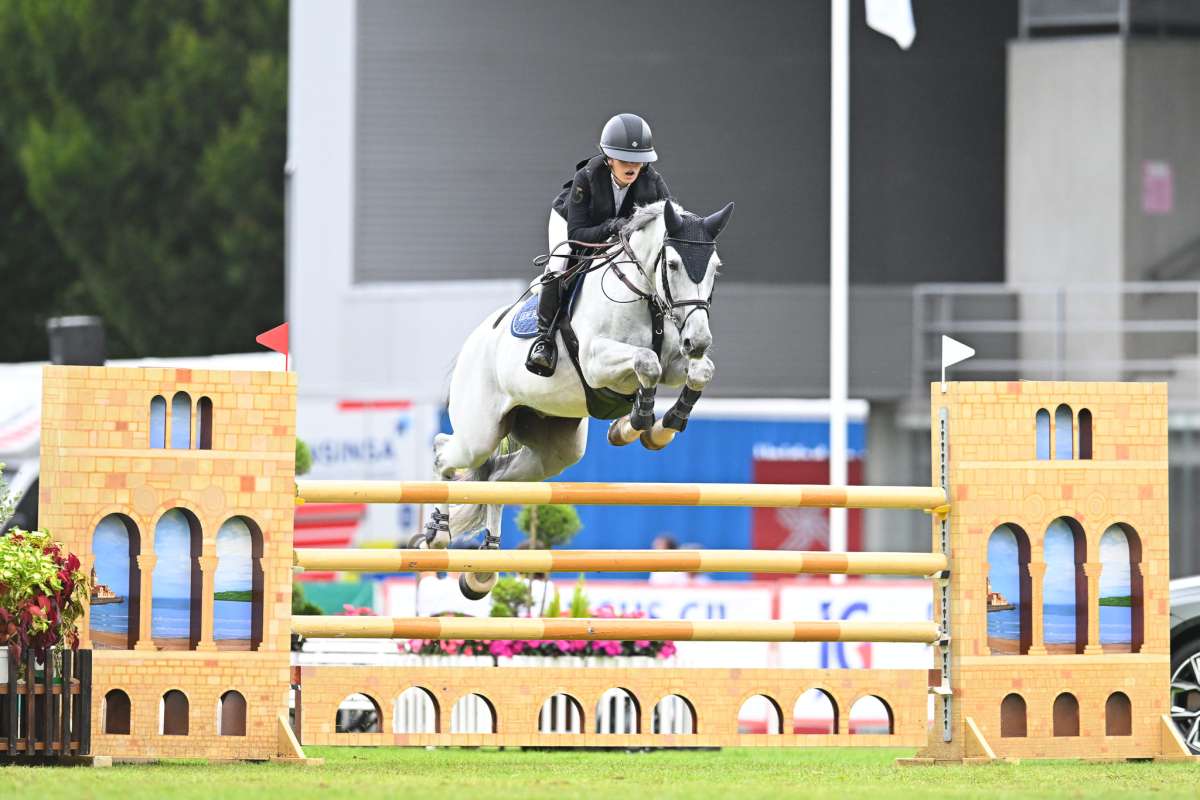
left=525, top=275, right=561, bottom=377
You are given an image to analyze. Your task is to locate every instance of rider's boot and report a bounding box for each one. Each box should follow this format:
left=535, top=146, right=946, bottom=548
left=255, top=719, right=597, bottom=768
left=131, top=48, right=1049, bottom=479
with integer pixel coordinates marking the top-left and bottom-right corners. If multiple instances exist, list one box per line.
left=525, top=275, right=561, bottom=377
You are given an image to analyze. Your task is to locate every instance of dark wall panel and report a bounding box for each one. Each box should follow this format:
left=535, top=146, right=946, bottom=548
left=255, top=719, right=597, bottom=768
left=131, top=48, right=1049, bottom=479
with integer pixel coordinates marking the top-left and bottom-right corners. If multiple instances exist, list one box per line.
left=355, top=0, right=1014, bottom=285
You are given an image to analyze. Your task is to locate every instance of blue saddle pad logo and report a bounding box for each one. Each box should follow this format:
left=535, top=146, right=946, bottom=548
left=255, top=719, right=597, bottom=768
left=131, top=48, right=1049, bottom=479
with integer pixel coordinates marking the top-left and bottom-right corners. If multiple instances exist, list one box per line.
left=510, top=294, right=539, bottom=338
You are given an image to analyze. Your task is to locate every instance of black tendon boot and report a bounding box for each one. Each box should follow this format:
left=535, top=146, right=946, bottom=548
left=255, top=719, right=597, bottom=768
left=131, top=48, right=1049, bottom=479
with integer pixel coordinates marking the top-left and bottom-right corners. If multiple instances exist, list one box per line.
left=525, top=275, right=561, bottom=377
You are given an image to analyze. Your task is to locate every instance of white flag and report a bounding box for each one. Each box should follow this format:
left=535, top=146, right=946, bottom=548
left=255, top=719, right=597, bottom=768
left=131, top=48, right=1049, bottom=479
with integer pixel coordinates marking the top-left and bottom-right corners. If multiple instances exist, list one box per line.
left=941, top=335, right=975, bottom=371
left=941, top=335, right=975, bottom=391
left=865, top=0, right=916, bottom=50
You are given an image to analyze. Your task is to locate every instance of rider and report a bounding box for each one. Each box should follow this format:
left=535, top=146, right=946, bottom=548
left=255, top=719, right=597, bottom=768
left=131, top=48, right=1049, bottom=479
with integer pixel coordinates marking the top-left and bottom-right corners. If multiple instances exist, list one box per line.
left=525, top=113, right=673, bottom=377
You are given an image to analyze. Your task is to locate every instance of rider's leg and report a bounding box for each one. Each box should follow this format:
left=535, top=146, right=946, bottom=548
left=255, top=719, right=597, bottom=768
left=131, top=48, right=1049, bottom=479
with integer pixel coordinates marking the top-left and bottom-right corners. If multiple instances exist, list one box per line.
left=526, top=210, right=570, bottom=377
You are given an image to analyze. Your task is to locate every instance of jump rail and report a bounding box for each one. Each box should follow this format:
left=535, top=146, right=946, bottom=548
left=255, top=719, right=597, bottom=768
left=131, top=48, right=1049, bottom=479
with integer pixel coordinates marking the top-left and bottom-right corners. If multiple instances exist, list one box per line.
left=295, top=480, right=948, bottom=510
left=292, top=548, right=949, bottom=576
left=291, top=616, right=941, bottom=643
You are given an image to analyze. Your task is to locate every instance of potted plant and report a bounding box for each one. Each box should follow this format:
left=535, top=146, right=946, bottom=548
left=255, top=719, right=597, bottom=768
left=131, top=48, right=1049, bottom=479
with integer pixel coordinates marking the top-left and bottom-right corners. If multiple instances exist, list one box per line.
left=0, top=528, right=91, bottom=683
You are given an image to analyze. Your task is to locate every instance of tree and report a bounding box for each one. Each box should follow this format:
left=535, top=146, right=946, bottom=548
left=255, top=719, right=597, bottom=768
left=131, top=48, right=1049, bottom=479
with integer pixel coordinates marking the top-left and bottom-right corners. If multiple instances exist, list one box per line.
left=0, top=1, right=287, bottom=359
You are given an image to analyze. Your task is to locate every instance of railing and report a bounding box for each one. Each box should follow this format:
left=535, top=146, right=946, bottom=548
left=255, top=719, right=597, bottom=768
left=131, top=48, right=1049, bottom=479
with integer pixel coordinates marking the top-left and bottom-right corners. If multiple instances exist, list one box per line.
left=912, top=281, right=1200, bottom=410
left=0, top=647, right=92, bottom=760
left=1019, top=0, right=1200, bottom=38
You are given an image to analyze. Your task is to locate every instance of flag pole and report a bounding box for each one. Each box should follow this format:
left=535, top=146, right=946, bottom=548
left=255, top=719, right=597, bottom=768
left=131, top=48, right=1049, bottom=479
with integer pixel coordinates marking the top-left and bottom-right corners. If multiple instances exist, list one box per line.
left=829, top=0, right=850, bottom=573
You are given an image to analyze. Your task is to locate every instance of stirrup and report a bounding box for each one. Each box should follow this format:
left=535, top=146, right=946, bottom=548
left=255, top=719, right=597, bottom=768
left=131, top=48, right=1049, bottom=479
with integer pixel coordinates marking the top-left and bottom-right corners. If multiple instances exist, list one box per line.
left=482, top=529, right=501, bottom=550
left=525, top=335, right=558, bottom=377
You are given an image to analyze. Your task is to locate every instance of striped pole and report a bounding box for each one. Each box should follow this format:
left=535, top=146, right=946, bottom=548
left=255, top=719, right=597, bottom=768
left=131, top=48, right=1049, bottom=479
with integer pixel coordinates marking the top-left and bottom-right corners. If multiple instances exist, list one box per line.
left=293, top=548, right=948, bottom=576
left=295, top=480, right=947, bottom=510
left=291, top=616, right=941, bottom=644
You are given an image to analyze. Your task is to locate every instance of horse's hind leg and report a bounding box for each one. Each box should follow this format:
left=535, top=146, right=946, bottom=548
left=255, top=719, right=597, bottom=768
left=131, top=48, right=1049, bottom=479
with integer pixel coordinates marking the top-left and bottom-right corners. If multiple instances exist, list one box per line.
left=459, top=413, right=588, bottom=600
left=421, top=407, right=508, bottom=549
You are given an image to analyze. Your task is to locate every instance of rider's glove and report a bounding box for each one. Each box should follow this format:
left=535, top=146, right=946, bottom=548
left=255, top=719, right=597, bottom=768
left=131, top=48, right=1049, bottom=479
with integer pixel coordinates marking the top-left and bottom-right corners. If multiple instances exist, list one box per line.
left=603, top=218, right=623, bottom=238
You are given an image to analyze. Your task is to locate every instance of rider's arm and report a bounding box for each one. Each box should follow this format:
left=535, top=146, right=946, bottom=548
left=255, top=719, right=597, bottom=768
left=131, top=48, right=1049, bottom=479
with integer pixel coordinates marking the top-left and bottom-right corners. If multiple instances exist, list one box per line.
left=566, top=172, right=618, bottom=243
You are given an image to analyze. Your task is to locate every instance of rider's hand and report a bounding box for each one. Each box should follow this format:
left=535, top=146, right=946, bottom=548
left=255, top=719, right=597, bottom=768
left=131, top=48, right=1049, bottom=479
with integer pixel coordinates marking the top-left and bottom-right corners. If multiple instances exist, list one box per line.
left=603, top=218, right=623, bottom=238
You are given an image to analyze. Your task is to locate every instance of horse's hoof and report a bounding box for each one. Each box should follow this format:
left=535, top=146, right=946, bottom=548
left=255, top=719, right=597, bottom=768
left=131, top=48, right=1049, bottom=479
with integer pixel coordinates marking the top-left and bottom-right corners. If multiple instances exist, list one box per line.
left=607, top=418, right=637, bottom=447
left=459, top=572, right=496, bottom=601
left=408, top=532, right=428, bottom=549
left=639, top=430, right=670, bottom=451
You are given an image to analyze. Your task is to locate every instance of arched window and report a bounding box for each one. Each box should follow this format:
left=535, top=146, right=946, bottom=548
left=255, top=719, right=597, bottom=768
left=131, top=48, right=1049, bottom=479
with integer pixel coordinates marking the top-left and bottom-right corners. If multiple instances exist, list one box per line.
left=218, top=690, right=247, bottom=736
left=1000, top=694, right=1027, bottom=738
left=214, top=517, right=265, bottom=650
left=1100, top=523, right=1144, bottom=653
left=652, top=694, right=696, bottom=734
left=161, top=690, right=190, bottom=735
left=538, top=693, right=584, bottom=734
left=90, top=514, right=142, bottom=650
left=152, top=509, right=203, bottom=650
left=170, top=392, right=191, bottom=449
left=1053, top=693, right=1079, bottom=737
left=1078, top=408, right=1093, bottom=459
left=450, top=693, right=496, bottom=734
left=737, top=694, right=783, bottom=734
left=195, top=396, right=213, bottom=450
left=848, top=696, right=893, bottom=735
left=1054, top=404, right=1073, bottom=459
left=987, top=524, right=1032, bottom=655
left=1035, top=409, right=1051, bottom=460
left=595, top=688, right=640, bottom=734
left=1105, top=692, right=1131, bottom=736
left=393, top=687, right=439, bottom=734
left=149, top=396, right=167, bottom=449
left=335, top=693, right=382, bottom=733
left=793, top=688, right=838, bottom=734
left=103, top=689, right=131, bottom=735
left=1043, top=517, right=1087, bottom=654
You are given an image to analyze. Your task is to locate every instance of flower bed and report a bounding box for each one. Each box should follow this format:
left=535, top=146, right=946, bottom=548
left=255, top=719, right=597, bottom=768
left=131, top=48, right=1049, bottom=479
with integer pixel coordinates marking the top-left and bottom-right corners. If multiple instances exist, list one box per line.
left=400, top=608, right=677, bottom=661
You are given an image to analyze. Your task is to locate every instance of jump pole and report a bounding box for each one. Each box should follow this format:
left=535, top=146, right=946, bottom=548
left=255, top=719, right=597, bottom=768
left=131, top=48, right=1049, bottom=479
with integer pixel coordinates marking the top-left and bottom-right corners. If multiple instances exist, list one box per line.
left=293, top=548, right=948, bottom=576
left=295, top=479, right=947, bottom=510
left=291, top=615, right=941, bottom=644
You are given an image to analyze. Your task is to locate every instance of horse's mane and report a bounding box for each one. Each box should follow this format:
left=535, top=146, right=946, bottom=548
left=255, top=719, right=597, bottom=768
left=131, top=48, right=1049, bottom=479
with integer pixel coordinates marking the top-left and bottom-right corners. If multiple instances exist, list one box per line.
left=623, top=199, right=702, bottom=239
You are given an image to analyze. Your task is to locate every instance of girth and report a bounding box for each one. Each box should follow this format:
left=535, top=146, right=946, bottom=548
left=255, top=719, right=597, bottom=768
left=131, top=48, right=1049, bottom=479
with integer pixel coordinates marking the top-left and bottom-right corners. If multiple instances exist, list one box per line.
left=556, top=271, right=666, bottom=420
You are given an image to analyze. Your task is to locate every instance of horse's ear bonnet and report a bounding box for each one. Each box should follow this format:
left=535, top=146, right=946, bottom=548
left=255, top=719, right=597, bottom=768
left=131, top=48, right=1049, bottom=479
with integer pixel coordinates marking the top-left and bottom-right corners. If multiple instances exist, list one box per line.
left=663, top=200, right=733, bottom=282
left=703, top=203, right=734, bottom=240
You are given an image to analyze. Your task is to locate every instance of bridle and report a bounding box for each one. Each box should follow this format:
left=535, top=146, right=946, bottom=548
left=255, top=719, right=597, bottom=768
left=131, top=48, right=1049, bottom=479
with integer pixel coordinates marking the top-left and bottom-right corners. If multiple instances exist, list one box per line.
left=611, top=230, right=716, bottom=336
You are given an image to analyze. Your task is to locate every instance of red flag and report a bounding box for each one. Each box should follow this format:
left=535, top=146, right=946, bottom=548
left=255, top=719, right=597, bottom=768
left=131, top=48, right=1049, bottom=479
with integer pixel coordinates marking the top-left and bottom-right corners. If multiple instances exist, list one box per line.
left=255, top=322, right=290, bottom=370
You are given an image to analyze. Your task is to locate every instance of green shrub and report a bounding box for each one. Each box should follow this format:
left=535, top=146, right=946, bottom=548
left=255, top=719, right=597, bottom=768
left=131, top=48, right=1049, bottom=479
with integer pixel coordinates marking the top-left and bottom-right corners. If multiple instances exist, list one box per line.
left=569, top=575, right=590, bottom=618
left=295, top=438, right=313, bottom=476
left=515, top=504, right=582, bottom=548
left=489, top=577, right=532, bottom=618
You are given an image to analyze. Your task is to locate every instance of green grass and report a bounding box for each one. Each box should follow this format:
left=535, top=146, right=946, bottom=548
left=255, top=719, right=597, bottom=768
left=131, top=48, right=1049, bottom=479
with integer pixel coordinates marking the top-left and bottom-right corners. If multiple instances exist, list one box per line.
left=2, top=747, right=1198, bottom=799
left=214, top=590, right=252, bottom=602
left=1099, top=596, right=1132, bottom=607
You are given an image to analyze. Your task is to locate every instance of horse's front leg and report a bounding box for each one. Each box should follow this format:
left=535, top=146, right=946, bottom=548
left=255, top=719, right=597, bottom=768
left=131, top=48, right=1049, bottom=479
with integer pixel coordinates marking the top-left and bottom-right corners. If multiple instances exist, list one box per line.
left=643, top=355, right=715, bottom=450
left=582, top=337, right=662, bottom=445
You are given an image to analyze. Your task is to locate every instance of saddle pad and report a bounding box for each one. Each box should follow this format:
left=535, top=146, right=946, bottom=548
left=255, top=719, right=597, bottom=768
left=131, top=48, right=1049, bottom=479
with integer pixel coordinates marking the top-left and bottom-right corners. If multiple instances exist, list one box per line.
left=510, top=294, right=539, bottom=338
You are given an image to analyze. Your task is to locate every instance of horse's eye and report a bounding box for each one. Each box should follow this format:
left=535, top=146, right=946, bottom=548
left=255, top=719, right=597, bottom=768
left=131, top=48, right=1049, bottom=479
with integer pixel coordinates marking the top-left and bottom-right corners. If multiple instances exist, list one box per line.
left=669, top=262, right=679, bottom=271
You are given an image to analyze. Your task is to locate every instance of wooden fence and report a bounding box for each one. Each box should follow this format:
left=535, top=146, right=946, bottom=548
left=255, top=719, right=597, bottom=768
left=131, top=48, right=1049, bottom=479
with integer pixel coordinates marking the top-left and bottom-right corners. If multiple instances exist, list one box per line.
left=0, top=646, right=92, bottom=760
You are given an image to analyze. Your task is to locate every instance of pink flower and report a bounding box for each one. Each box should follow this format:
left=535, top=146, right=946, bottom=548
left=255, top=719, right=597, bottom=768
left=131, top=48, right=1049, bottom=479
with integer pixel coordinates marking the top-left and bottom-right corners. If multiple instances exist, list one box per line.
left=594, top=605, right=616, bottom=618
left=635, top=640, right=651, bottom=649
left=658, top=642, right=677, bottom=659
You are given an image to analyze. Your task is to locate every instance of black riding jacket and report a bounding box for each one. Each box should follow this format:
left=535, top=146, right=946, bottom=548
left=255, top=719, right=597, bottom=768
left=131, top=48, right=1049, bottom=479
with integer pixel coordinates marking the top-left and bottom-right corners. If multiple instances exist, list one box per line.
left=552, top=154, right=672, bottom=243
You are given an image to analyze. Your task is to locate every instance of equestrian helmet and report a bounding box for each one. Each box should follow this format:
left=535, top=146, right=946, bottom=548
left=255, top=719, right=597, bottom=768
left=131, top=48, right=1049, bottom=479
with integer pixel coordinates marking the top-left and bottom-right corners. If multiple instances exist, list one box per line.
left=599, top=113, right=658, bottom=163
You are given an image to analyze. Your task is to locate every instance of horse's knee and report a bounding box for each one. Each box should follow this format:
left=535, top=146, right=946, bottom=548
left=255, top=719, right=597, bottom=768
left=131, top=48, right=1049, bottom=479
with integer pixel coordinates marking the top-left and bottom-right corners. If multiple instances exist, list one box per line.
left=633, top=349, right=662, bottom=387
left=687, top=357, right=715, bottom=389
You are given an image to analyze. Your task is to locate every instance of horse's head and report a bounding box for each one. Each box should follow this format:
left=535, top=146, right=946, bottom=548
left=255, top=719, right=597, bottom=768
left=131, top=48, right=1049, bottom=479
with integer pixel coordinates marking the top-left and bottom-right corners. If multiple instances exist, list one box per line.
left=632, top=199, right=733, bottom=359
